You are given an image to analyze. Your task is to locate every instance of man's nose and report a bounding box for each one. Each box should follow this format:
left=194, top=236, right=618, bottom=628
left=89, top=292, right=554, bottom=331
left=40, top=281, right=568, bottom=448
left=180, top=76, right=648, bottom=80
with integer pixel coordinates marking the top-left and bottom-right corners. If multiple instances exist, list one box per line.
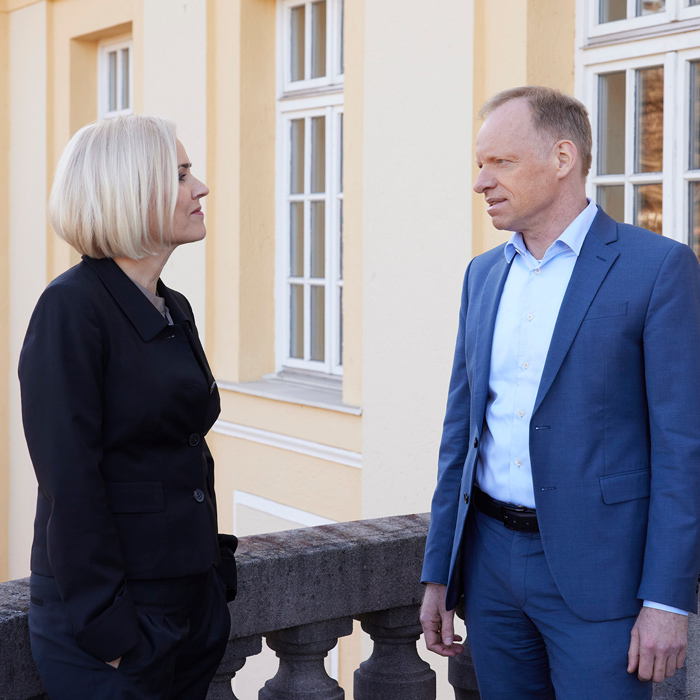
left=473, top=168, right=490, bottom=194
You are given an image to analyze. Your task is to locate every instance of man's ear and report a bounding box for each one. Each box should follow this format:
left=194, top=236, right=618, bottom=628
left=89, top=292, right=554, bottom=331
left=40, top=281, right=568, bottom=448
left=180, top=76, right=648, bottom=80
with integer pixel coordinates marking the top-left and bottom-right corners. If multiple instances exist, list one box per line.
left=555, top=140, right=578, bottom=179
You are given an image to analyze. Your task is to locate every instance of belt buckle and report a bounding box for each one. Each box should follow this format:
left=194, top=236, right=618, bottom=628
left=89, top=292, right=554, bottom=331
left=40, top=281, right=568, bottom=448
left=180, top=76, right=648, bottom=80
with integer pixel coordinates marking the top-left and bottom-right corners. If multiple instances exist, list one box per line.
left=501, top=505, right=527, bottom=531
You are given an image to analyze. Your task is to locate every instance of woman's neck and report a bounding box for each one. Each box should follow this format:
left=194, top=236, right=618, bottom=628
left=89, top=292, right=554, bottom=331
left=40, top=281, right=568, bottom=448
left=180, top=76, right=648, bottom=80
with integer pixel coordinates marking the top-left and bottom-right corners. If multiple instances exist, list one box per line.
left=113, top=250, right=173, bottom=294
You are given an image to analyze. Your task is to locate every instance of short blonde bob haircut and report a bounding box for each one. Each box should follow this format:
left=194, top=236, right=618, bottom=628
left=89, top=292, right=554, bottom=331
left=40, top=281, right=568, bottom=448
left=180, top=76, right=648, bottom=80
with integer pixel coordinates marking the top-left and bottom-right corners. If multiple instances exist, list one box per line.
left=48, top=115, right=178, bottom=260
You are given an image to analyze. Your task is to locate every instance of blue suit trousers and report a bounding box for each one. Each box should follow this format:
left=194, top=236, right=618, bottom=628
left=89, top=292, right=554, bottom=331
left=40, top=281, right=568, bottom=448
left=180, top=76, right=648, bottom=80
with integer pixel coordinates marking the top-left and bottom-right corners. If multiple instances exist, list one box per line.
left=463, top=508, right=653, bottom=700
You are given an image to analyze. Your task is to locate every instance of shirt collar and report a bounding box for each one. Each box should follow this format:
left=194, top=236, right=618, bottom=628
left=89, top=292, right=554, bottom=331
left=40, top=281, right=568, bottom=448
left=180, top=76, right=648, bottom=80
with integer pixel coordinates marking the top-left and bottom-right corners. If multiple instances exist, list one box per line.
left=504, top=199, right=598, bottom=264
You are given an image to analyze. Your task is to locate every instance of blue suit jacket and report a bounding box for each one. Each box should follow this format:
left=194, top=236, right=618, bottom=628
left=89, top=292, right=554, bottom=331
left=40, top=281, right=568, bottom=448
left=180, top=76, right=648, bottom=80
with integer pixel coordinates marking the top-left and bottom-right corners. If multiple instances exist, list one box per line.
left=422, top=208, right=700, bottom=620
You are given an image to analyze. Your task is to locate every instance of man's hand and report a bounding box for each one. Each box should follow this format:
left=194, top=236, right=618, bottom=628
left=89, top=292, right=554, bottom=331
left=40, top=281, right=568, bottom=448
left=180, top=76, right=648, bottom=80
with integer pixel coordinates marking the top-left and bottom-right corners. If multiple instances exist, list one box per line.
left=106, top=656, right=122, bottom=669
left=420, top=583, right=464, bottom=657
left=627, top=607, right=688, bottom=682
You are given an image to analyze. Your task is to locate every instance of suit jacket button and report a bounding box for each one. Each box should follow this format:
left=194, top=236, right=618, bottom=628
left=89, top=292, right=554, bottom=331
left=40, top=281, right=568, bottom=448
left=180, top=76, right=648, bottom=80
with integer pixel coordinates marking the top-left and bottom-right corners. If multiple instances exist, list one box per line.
left=464, top=493, right=469, bottom=504
left=189, top=433, right=201, bottom=447
left=193, top=489, right=205, bottom=503
left=473, top=438, right=478, bottom=448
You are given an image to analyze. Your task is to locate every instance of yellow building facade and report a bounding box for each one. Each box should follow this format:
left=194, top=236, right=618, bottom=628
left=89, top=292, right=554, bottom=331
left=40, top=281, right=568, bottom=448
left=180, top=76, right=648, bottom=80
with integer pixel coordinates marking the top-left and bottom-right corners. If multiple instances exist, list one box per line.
left=4, top=0, right=699, bottom=695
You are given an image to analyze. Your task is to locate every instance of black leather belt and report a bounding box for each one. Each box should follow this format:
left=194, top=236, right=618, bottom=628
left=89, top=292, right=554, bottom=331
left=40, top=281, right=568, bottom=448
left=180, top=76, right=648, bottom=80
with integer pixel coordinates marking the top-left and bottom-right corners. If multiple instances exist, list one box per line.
left=473, top=486, right=539, bottom=533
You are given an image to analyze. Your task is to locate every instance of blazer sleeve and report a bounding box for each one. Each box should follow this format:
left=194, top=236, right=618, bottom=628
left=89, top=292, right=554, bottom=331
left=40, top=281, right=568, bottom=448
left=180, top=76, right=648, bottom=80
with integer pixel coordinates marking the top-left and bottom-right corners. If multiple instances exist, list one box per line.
left=19, top=283, right=139, bottom=662
left=637, top=242, right=700, bottom=613
left=421, top=264, right=473, bottom=585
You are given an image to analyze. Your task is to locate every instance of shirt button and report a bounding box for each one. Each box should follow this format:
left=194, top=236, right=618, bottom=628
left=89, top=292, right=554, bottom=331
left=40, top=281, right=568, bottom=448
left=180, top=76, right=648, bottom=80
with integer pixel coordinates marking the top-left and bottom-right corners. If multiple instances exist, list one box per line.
left=193, top=489, right=205, bottom=503
left=523, top=362, right=530, bottom=369
left=527, top=314, right=533, bottom=321
left=189, top=433, right=201, bottom=447
left=515, top=459, right=522, bottom=467
left=518, top=410, right=525, bottom=417
left=534, top=269, right=541, bottom=275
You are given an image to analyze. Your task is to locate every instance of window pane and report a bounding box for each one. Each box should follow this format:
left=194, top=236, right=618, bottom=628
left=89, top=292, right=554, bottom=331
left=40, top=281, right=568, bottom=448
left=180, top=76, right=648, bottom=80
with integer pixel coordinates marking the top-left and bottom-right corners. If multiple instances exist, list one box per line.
left=634, top=183, right=663, bottom=235
left=311, top=116, right=326, bottom=193
left=291, top=5, right=305, bottom=82
left=690, top=183, right=700, bottom=259
left=690, top=0, right=700, bottom=6
left=311, top=202, right=325, bottom=278
left=290, top=202, right=304, bottom=277
left=290, top=119, right=305, bottom=195
left=691, top=62, right=700, bottom=171
left=637, top=0, right=665, bottom=14
left=310, top=286, right=325, bottom=361
left=635, top=66, right=664, bottom=173
left=121, top=48, right=130, bottom=110
left=599, top=0, right=626, bottom=22
left=598, top=72, right=626, bottom=175
left=338, top=287, right=343, bottom=366
left=311, top=1, right=327, bottom=79
left=290, top=285, right=304, bottom=358
left=108, top=51, right=117, bottom=112
left=597, top=185, right=625, bottom=222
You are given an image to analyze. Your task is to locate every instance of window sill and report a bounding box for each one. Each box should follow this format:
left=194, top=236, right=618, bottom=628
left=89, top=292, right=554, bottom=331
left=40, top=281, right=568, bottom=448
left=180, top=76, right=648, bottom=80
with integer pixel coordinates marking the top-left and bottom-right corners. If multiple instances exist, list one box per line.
left=217, top=370, right=362, bottom=415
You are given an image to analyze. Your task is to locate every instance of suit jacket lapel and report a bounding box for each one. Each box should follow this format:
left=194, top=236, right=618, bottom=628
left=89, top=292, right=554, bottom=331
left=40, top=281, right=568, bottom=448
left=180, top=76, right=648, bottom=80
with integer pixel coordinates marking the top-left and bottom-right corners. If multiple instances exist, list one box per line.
left=472, top=253, right=511, bottom=430
left=532, top=210, right=619, bottom=415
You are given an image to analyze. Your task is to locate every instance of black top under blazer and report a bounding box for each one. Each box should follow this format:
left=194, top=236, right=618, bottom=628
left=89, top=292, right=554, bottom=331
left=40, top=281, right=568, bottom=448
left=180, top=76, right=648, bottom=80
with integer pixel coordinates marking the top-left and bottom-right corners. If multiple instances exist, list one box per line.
left=19, top=256, right=235, bottom=663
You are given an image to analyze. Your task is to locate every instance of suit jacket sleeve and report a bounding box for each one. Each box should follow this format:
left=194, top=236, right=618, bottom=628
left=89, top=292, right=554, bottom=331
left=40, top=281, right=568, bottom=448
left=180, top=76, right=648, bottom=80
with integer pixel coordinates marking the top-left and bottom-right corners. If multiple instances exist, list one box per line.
left=422, top=264, right=473, bottom=585
left=638, top=243, right=700, bottom=612
left=19, top=283, right=139, bottom=662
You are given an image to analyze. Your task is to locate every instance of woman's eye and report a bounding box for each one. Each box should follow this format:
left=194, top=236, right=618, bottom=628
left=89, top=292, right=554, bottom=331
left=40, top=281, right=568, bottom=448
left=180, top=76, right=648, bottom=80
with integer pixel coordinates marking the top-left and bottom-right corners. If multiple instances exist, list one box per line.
left=179, top=173, right=186, bottom=182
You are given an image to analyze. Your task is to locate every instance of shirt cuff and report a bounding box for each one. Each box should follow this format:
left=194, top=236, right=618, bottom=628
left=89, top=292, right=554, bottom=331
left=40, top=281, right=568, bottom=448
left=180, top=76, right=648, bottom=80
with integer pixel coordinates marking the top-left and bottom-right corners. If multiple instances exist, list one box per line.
left=643, top=600, right=688, bottom=616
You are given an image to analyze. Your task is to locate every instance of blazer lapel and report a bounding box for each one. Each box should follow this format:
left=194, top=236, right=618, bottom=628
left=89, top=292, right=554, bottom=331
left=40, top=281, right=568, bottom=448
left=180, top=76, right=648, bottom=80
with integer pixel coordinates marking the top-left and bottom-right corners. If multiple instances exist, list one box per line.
left=471, top=254, right=512, bottom=430
left=82, top=257, right=169, bottom=341
left=533, top=210, right=619, bottom=415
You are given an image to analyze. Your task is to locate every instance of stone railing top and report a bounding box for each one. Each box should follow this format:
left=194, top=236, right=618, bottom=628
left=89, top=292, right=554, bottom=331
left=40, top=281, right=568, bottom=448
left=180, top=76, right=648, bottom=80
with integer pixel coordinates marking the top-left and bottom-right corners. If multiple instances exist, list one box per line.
left=231, top=512, right=430, bottom=637
left=0, top=513, right=431, bottom=700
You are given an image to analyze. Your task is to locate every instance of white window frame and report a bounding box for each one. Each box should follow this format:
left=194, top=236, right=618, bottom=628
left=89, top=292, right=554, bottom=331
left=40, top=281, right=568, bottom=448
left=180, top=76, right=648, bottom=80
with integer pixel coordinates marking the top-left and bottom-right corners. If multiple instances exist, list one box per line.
left=585, top=0, right=700, bottom=42
left=577, top=1, right=700, bottom=248
left=275, top=0, right=344, bottom=376
left=281, top=0, right=344, bottom=94
left=98, top=39, right=133, bottom=120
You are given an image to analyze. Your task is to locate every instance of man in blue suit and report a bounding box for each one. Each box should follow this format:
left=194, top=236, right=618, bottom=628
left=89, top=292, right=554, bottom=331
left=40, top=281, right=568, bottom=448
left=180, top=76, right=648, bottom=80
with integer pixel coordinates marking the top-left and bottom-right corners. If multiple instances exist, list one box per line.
left=420, top=86, right=700, bottom=699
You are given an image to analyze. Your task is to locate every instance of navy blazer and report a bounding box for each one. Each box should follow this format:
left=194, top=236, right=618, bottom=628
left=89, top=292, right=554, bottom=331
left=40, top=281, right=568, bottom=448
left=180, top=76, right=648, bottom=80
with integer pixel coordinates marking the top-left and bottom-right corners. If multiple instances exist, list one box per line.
left=19, top=256, right=234, bottom=663
left=422, top=208, right=700, bottom=619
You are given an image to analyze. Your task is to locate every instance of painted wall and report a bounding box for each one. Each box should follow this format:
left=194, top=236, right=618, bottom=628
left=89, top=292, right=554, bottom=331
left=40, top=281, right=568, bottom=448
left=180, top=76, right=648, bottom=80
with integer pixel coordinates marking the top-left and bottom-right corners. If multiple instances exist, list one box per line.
left=8, top=0, right=48, bottom=579
left=361, top=0, right=474, bottom=521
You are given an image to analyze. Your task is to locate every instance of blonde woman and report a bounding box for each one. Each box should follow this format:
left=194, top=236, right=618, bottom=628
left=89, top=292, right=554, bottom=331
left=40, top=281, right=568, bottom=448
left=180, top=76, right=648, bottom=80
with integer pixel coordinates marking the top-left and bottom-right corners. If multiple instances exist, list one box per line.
left=19, top=115, right=237, bottom=699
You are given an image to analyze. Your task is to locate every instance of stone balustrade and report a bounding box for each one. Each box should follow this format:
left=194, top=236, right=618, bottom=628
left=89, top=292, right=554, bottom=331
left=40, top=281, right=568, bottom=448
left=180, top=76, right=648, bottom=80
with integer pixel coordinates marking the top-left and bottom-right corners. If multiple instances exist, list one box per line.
left=0, top=513, right=698, bottom=699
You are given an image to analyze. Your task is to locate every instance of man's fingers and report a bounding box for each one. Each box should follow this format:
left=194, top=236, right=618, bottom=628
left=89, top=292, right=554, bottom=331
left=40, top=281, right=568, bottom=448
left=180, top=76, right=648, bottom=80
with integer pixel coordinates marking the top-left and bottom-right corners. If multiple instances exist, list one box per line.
left=420, top=583, right=463, bottom=657
left=627, top=627, right=640, bottom=674
left=441, top=610, right=455, bottom=645
left=629, top=607, right=688, bottom=683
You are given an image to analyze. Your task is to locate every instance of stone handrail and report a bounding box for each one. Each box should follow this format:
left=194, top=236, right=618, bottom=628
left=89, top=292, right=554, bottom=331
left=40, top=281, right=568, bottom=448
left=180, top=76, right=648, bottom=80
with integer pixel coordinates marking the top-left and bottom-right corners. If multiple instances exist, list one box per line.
left=0, top=513, right=697, bottom=699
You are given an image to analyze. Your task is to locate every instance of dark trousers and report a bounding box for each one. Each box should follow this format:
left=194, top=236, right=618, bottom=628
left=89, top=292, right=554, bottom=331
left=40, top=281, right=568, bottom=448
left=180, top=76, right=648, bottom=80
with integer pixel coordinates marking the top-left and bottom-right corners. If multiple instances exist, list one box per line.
left=29, top=569, right=230, bottom=700
left=463, top=507, right=652, bottom=700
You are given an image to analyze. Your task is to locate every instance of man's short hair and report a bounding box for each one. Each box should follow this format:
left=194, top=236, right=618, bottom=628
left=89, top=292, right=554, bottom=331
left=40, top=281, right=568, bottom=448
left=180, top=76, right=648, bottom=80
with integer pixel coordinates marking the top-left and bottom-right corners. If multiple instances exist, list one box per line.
left=49, top=115, right=178, bottom=259
left=479, top=86, right=593, bottom=178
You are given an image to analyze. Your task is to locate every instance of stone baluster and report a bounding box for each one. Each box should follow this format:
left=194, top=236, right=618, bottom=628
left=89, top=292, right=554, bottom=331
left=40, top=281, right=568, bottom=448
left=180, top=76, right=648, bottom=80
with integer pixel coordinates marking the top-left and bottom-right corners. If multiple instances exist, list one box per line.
left=353, top=604, right=436, bottom=700
left=259, top=617, right=353, bottom=700
left=207, top=634, right=262, bottom=700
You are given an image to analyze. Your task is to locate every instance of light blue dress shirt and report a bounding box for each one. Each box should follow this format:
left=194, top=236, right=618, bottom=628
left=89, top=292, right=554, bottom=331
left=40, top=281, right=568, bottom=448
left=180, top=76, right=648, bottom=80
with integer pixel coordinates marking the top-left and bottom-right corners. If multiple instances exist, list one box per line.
left=474, top=199, right=685, bottom=616
left=476, top=199, right=597, bottom=508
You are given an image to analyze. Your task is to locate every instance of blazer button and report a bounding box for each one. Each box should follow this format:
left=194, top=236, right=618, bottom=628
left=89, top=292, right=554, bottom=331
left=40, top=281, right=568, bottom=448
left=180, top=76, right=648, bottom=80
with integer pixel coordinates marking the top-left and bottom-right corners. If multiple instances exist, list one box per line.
left=193, top=489, right=205, bottom=503
left=473, top=437, right=478, bottom=448
left=464, top=493, right=469, bottom=504
left=189, top=433, right=201, bottom=447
